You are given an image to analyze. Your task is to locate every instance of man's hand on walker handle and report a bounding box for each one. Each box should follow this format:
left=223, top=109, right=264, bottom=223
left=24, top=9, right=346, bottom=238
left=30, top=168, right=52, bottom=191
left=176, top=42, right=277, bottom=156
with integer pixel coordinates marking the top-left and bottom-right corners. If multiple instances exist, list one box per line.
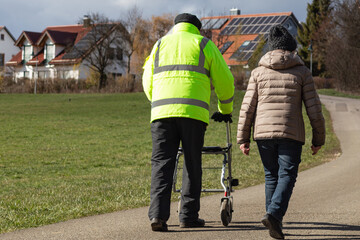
left=240, top=142, right=250, bottom=156
left=211, top=112, right=233, bottom=123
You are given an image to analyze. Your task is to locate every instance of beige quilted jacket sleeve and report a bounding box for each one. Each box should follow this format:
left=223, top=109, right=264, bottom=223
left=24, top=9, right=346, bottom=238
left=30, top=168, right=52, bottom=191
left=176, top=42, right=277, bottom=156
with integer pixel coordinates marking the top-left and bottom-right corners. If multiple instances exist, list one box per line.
left=237, top=72, right=258, bottom=144
left=302, top=72, right=326, bottom=146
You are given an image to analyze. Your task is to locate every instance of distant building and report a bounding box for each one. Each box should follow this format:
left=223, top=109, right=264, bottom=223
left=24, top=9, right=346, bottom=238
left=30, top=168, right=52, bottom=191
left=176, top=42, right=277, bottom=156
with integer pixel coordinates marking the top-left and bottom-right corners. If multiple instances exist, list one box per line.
left=0, top=26, right=20, bottom=75
left=201, top=10, right=301, bottom=68
left=6, top=18, right=128, bottom=81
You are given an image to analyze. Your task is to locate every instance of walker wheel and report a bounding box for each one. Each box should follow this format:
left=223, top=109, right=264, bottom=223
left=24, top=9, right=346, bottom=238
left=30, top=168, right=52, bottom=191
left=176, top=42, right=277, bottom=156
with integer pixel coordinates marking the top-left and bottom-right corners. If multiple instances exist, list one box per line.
left=220, top=198, right=232, bottom=226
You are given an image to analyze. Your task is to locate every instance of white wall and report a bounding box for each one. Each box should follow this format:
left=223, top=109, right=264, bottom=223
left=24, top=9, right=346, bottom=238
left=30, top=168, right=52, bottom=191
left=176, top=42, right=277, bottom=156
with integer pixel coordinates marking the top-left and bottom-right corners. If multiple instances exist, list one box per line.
left=0, top=27, right=20, bottom=67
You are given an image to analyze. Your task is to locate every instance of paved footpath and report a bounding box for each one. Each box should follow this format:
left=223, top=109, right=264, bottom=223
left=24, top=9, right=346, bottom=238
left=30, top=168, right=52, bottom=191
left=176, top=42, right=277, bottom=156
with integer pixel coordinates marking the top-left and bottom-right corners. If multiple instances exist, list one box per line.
left=1, top=95, right=360, bottom=240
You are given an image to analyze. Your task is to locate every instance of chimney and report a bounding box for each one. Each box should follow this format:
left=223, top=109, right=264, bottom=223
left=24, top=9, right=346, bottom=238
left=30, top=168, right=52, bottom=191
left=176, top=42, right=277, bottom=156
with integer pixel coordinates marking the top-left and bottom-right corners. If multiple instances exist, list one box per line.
left=230, top=8, right=241, bottom=16
left=83, top=15, right=91, bottom=28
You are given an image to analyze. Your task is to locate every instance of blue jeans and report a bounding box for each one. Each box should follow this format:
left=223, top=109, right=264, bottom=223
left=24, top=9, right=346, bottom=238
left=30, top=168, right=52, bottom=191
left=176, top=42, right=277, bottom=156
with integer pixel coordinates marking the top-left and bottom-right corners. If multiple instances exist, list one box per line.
left=256, top=139, right=302, bottom=222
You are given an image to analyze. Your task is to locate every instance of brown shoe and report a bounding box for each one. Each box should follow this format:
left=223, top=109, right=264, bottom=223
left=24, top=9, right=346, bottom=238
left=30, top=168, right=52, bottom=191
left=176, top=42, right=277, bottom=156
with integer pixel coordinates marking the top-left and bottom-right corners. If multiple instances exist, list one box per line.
left=179, top=218, right=205, bottom=228
left=261, top=214, right=284, bottom=239
left=151, top=218, right=168, bottom=232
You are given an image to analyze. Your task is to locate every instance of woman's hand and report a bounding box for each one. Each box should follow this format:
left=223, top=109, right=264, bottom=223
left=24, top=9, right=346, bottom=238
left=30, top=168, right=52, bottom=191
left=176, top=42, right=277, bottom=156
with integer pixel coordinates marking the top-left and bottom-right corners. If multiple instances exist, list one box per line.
left=240, top=142, right=250, bottom=156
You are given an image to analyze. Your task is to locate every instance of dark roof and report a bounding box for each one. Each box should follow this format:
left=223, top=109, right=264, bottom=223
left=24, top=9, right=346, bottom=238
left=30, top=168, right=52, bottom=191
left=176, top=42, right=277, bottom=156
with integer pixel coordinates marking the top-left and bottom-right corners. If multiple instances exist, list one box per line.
left=37, top=30, right=78, bottom=46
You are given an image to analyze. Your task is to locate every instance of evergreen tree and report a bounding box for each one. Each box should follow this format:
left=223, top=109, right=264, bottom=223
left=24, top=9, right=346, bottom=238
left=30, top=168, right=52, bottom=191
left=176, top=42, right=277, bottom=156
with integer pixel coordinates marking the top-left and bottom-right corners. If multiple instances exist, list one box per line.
left=297, top=0, right=332, bottom=76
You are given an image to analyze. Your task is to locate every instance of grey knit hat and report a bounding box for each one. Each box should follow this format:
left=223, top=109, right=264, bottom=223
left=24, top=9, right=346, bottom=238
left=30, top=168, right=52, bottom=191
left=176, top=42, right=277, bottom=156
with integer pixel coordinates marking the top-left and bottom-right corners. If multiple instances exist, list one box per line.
left=268, top=25, right=297, bottom=51
left=174, top=13, right=202, bottom=30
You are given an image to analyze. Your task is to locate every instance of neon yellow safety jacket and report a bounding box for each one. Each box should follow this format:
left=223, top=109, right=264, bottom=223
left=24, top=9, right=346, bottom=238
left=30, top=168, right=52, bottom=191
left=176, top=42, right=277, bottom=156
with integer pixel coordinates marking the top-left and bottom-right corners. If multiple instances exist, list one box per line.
left=142, top=22, right=234, bottom=124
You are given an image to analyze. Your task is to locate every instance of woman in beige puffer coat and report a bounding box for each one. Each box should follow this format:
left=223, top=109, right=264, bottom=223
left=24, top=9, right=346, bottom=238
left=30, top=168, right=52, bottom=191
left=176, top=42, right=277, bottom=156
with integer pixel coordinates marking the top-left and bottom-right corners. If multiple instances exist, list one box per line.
left=237, top=25, right=325, bottom=240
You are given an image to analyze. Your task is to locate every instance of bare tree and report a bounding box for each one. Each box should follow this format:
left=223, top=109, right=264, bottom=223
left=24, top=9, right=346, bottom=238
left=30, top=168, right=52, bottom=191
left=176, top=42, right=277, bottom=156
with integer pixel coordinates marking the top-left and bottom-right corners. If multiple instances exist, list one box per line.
left=316, top=0, right=360, bottom=91
left=120, top=6, right=144, bottom=75
left=69, top=13, right=128, bottom=89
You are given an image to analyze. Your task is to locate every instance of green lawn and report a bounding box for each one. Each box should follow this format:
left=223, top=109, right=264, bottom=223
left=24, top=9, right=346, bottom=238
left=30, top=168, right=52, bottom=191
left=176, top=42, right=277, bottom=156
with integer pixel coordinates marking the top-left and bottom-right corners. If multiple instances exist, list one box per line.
left=0, top=92, right=340, bottom=233
left=318, top=88, right=360, bottom=99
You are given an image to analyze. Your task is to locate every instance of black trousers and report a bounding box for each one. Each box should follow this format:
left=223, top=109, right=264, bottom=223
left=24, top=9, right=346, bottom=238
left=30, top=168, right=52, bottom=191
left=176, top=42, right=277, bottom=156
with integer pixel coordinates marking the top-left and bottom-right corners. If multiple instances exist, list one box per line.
left=148, top=117, right=207, bottom=222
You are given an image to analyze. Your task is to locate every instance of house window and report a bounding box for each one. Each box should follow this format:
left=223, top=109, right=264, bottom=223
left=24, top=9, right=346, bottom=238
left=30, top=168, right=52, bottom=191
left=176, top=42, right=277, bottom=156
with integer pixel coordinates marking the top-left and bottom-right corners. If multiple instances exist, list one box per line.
left=45, top=44, right=55, bottom=62
left=107, top=47, right=115, bottom=59
left=220, top=41, right=234, bottom=54
left=116, top=48, right=123, bottom=60
left=23, top=45, right=32, bottom=63
left=0, top=53, right=4, bottom=66
left=1, top=34, right=4, bottom=40
left=229, top=41, right=253, bottom=61
left=23, top=71, right=30, bottom=79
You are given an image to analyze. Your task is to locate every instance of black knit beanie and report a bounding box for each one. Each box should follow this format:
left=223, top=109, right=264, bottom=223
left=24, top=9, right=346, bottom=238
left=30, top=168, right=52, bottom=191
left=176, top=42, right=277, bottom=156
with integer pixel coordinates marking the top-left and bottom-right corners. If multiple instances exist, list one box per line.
left=174, top=13, right=202, bottom=30
left=268, top=25, right=297, bottom=51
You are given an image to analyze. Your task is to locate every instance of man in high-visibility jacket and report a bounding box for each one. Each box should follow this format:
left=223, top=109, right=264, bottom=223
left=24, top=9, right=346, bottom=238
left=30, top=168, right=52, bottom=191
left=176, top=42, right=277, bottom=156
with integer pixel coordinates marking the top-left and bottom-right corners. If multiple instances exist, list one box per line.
left=142, top=13, right=234, bottom=232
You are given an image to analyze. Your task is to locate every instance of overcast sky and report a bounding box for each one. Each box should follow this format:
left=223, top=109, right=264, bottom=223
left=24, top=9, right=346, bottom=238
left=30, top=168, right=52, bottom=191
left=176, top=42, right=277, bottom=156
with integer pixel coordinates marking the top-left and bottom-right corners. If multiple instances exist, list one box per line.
left=1, top=0, right=311, bottom=39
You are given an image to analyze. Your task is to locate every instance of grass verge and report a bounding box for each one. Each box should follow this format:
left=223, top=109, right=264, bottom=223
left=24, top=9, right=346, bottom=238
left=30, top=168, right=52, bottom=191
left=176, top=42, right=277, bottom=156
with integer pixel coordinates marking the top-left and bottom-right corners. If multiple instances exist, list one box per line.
left=317, top=88, right=360, bottom=99
left=0, top=91, right=340, bottom=233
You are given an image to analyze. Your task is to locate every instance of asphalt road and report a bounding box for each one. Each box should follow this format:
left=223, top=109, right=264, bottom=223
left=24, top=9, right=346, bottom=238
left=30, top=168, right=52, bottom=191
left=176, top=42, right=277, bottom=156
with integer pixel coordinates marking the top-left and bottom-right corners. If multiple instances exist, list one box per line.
left=1, top=95, right=360, bottom=240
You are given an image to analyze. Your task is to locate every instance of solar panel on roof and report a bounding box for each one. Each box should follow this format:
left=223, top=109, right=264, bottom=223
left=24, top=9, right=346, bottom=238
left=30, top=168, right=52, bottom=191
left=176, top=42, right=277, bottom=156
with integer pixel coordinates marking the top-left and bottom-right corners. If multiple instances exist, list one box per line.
left=228, top=26, right=236, bottom=35
left=241, top=17, right=250, bottom=25
left=240, top=26, right=249, bottom=34
left=251, top=25, right=260, bottom=34
left=243, top=52, right=253, bottom=61
left=252, top=17, right=261, bottom=25
left=250, top=43, right=257, bottom=50
left=277, top=15, right=287, bottom=24
left=233, top=18, right=241, bottom=25
left=254, top=35, right=261, bottom=41
left=243, top=25, right=253, bottom=34
left=212, top=18, right=228, bottom=29
left=257, top=17, right=266, bottom=25
left=228, top=18, right=238, bottom=26
left=220, top=27, right=228, bottom=35
left=263, top=25, right=272, bottom=33
left=246, top=17, right=256, bottom=25
left=264, top=16, right=273, bottom=24
left=270, top=16, right=280, bottom=24
left=201, top=19, right=210, bottom=28
left=207, top=19, right=220, bottom=29
left=257, top=25, right=266, bottom=33
left=244, top=42, right=255, bottom=51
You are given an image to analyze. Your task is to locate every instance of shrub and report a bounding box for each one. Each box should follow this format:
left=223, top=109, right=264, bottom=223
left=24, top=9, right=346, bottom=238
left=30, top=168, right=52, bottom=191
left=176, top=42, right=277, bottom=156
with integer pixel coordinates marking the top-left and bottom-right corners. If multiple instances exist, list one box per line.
left=0, top=75, right=142, bottom=94
left=313, top=77, right=335, bottom=89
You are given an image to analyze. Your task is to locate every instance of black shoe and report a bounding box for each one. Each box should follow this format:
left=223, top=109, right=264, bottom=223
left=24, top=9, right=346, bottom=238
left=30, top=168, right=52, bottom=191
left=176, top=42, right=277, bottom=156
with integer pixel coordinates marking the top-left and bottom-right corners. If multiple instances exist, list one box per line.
left=261, top=214, right=284, bottom=239
left=179, top=218, right=205, bottom=228
left=151, top=218, right=168, bottom=232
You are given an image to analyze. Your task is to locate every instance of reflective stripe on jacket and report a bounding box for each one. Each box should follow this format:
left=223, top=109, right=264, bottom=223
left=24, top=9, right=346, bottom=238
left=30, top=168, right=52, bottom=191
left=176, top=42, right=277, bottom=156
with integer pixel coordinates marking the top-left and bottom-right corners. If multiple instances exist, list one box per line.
left=142, top=22, right=234, bottom=124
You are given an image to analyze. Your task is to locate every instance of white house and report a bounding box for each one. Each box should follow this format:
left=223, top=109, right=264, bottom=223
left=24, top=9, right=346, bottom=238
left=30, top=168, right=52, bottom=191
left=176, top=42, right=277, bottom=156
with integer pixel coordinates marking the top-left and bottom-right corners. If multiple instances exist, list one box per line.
left=0, top=26, right=20, bottom=74
left=6, top=19, right=128, bottom=82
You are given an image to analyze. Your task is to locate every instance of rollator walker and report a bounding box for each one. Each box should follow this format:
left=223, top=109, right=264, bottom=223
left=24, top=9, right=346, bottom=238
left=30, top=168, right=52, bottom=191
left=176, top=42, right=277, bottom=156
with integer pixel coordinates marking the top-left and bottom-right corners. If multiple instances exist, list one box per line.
left=172, top=119, right=238, bottom=226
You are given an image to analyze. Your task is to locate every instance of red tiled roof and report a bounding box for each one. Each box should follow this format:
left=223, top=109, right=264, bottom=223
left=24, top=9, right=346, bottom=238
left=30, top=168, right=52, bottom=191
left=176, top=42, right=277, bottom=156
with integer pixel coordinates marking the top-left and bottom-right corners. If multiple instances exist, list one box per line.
left=45, top=25, right=91, bottom=44
left=6, top=51, right=23, bottom=66
left=7, top=23, right=120, bottom=66
left=49, top=51, right=81, bottom=65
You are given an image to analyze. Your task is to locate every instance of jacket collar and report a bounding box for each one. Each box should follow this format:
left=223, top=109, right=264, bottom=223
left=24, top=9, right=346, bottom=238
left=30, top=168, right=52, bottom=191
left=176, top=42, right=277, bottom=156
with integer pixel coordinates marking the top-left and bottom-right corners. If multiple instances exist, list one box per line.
left=259, top=49, right=304, bottom=70
left=173, top=22, right=200, bottom=35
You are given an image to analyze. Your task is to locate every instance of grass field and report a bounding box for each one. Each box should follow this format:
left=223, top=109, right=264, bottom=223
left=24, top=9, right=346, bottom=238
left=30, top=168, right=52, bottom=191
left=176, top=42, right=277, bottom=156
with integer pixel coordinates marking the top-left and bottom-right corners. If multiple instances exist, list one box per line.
left=0, top=91, right=340, bottom=234
left=317, top=88, right=360, bottom=99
